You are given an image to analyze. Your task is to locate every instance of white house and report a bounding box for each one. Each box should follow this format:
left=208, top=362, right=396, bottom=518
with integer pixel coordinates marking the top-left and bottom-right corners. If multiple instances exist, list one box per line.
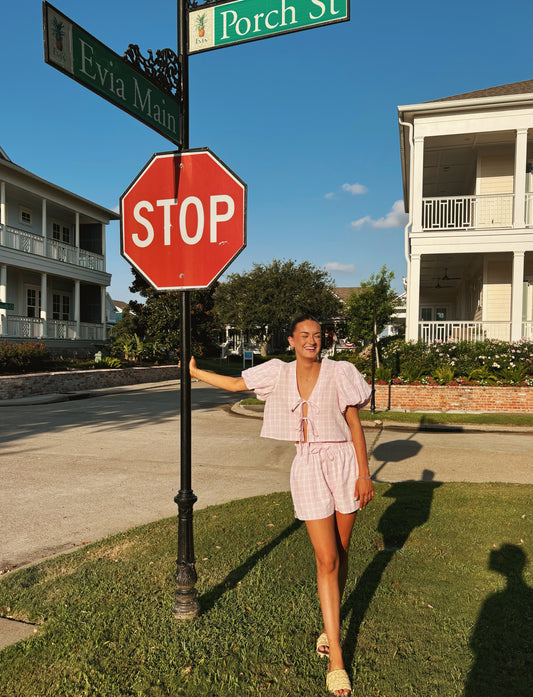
left=0, top=148, right=119, bottom=353
left=398, top=79, right=533, bottom=343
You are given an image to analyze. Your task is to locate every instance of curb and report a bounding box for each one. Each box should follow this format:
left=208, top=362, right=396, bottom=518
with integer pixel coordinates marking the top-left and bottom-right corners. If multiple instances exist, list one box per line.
left=232, top=401, right=533, bottom=434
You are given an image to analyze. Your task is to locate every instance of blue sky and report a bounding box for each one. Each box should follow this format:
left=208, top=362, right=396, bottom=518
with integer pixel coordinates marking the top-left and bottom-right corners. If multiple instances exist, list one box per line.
left=3, top=0, right=533, bottom=300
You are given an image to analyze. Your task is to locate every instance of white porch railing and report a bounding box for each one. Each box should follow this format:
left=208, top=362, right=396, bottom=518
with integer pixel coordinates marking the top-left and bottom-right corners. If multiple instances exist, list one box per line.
left=522, top=321, right=533, bottom=339
left=2, top=315, right=105, bottom=340
left=422, top=194, right=514, bottom=230
left=419, top=321, right=512, bottom=343
left=47, top=319, right=78, bottom=339
left=0, top=224, right=104, bottom=271
left=525, top=194, right=533, bottom=227
left=5, top=315, right=44, bottom=339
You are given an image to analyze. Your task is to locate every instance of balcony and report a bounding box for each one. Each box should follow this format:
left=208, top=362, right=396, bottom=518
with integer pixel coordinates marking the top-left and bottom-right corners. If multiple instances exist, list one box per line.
left=422, top=194, right=514, bottom=231
left=0, top=224, right=104, bottom=271
left=419, top=321, right=533, bottom=343
left=1, top=314, right=105, bottom=341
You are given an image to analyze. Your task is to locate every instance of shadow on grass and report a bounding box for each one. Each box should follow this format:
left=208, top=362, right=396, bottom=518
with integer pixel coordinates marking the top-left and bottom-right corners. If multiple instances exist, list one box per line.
left=342, top=466, right=441, bottom=667
left=463, top=544, right=533, bottom=697
left=198, top=518, right=303, bottom=613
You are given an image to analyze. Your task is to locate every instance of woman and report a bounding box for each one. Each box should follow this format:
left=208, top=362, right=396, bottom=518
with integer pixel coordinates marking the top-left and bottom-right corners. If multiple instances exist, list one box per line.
left=189, top=314, right=373, bottom=697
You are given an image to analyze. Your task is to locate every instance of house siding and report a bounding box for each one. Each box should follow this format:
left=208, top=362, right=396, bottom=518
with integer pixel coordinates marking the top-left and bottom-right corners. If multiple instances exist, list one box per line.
left=485, top=259, right=511, bottom=321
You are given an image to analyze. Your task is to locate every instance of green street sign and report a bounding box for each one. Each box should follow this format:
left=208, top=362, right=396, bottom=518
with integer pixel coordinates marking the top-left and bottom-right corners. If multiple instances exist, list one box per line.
left=0, top=302, right=14, bottom=310
left=188, top=0, right=349, bottom=54
left=43, top=2, right=181, bottom=145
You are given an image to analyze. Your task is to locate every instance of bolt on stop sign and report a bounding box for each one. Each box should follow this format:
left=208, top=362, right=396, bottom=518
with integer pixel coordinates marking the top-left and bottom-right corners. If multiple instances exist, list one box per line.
left=120, top=149, right=247, bottom=290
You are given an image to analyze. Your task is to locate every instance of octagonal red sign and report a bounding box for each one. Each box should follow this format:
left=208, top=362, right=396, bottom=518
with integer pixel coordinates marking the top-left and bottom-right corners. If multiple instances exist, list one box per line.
left=120, top=149, right=247, bottom=290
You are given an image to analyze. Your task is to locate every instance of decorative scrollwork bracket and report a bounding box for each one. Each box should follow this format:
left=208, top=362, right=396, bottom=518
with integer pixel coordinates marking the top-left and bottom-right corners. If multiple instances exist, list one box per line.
left=123, top=45, right=181, bottom=99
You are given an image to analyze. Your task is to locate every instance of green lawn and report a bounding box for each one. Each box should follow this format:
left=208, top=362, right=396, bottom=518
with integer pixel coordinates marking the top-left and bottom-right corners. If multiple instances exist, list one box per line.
left=239, top=398, right=533, bottom=428
left=1, top=485, right=531, bottom=696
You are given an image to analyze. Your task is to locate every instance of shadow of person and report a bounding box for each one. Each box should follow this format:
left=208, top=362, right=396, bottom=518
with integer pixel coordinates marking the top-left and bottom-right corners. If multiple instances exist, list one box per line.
left=463, top=544, right=533, bottom=697
left=342, top=469, right=441, bottom=668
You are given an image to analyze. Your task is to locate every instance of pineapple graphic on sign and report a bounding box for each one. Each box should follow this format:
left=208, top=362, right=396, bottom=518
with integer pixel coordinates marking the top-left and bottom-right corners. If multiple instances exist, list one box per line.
left=196, top=13, right=206, bottom=38
left=52, top=17, right=65, bottom=51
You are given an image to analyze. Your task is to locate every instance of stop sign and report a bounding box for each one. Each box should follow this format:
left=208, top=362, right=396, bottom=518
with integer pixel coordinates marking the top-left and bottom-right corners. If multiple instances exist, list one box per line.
left=120, top=149, right=247, bottom=290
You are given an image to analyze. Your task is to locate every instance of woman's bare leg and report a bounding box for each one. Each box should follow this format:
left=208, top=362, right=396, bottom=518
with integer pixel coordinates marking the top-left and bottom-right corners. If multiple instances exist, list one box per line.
left=306, top=512, right=356, bottom=695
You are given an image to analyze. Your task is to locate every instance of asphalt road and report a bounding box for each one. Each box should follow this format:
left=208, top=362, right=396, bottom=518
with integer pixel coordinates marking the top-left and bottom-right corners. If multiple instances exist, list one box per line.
left=1, top=380, right=532, bottom=575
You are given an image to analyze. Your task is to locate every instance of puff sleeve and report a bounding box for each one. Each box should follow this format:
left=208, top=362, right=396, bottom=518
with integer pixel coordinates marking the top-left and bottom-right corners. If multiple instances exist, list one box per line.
left=242, top=359, right=283, bottom=402
left=335, top=360, right=372, bottom=411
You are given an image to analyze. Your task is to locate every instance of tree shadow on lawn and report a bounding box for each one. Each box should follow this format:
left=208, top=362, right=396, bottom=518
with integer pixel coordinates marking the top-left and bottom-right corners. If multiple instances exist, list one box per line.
left=198, top=518, right=303, bottom=613
left=462, top=544, right=533, bottom=697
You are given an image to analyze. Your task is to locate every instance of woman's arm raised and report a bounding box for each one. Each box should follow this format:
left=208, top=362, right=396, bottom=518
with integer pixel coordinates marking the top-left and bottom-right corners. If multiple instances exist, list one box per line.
left=189, top=356, right=248, bottom=392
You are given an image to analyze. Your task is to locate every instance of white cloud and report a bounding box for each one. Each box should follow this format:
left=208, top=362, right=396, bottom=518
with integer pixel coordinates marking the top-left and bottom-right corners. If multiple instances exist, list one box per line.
left=324, top=192, right=336, bottom=200
left=351, top=200, right=408, bottom=229
left=324, top=262, right=355, bottom=273
left=342, top=182, right=368, bottom=195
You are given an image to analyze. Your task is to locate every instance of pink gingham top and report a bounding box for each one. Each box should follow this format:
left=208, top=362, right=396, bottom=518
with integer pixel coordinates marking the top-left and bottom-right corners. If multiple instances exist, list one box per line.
left=242, top=357, right=371, bottom=442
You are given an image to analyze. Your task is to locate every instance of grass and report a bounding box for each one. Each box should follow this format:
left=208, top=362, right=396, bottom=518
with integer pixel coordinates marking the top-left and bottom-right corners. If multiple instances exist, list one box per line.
left=0, top=486, right=532, bottom=696
left=359, top=410, right=533, bottom=427
left=239, top=399, right=533, bottom=427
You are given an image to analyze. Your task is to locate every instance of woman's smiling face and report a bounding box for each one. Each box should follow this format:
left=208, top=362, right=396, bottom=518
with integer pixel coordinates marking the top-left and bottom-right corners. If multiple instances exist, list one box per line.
left=288, top=319, right=322, bottom=361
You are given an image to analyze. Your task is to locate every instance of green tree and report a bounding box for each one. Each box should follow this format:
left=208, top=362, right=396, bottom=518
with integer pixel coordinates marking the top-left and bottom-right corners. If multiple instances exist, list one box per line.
left=345, top=266, right=397, bottom=345
left=127, top=270, right=220, bottom=357
left=109, top=306, right=141, bottom=360
left=214, top=259, right=342, bottom=356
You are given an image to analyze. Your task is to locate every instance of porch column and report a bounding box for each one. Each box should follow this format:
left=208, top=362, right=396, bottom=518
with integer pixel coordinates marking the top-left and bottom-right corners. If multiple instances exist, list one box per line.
left=411, top=136, right=425, bottom=232
left=0, top=181, right=5, bottom=245
left=40, top=272, right=48, bottom=338
left=101, top=223, right=106, bottom=269
left=511, top=251, right=525, bottom=341
left=0, top=264, right=7, bottom=336
left=75, top=213, right=80, bottom=264
left=74, top=280, right=80, bottom=339
left=514, top=128, right=528, bottom=228
left=101, top=286, right=107, bottom=340
left=42, top=198, right=47, bottom=236
left=406, top=254, right=421, bottom=341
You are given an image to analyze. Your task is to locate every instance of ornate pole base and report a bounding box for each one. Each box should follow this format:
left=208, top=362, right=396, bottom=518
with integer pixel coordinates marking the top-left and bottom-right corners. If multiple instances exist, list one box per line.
left=173, top=488, right=200, bottom=620
left=173, top=561, right=200, bottom=620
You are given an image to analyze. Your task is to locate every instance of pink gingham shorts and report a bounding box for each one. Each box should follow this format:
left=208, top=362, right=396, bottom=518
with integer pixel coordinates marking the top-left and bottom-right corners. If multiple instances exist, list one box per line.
left=290, top=441, right=360, bottom=521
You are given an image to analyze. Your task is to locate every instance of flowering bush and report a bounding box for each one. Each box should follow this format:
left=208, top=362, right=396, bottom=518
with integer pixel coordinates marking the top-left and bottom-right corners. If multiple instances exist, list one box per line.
left=0, top=341, right=50, bottom=374
left=333, top=338, right=533, bottom=386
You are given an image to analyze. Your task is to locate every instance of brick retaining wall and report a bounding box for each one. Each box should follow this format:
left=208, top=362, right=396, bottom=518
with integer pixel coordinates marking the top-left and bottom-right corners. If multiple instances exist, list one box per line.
left=0, top=365, right=180, bottom=401
left=373, top=384, right=533, bottom=413
left=1, top=369, right=532, bottom=412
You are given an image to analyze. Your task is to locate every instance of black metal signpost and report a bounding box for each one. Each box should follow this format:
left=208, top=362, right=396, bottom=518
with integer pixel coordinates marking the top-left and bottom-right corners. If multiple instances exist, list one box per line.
left=172, top=0, right=200, bottom=620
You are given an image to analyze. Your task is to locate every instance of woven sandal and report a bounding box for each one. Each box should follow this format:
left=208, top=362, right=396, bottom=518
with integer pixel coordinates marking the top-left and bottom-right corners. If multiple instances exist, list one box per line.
left=316, top=632, right=329, bottom=657
left=326, top=669, right=352, bottom=696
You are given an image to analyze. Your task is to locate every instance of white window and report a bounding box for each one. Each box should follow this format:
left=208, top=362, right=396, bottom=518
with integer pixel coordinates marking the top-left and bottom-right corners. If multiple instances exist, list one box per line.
left=26, top=287, right=41, bottom=318
left=19, top=207, right=32, bottom=226
left=52, top=222, right=71, bottom=244
left=421, top=307, right=432, bottom=321
left=52, top=293, right=70, bottom=321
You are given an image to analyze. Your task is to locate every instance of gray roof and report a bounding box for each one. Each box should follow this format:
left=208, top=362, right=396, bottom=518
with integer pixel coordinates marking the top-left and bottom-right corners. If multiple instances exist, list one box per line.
left=429, top=78, right=533, bottom=103
left=334, top=287, right=361, bottom=303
